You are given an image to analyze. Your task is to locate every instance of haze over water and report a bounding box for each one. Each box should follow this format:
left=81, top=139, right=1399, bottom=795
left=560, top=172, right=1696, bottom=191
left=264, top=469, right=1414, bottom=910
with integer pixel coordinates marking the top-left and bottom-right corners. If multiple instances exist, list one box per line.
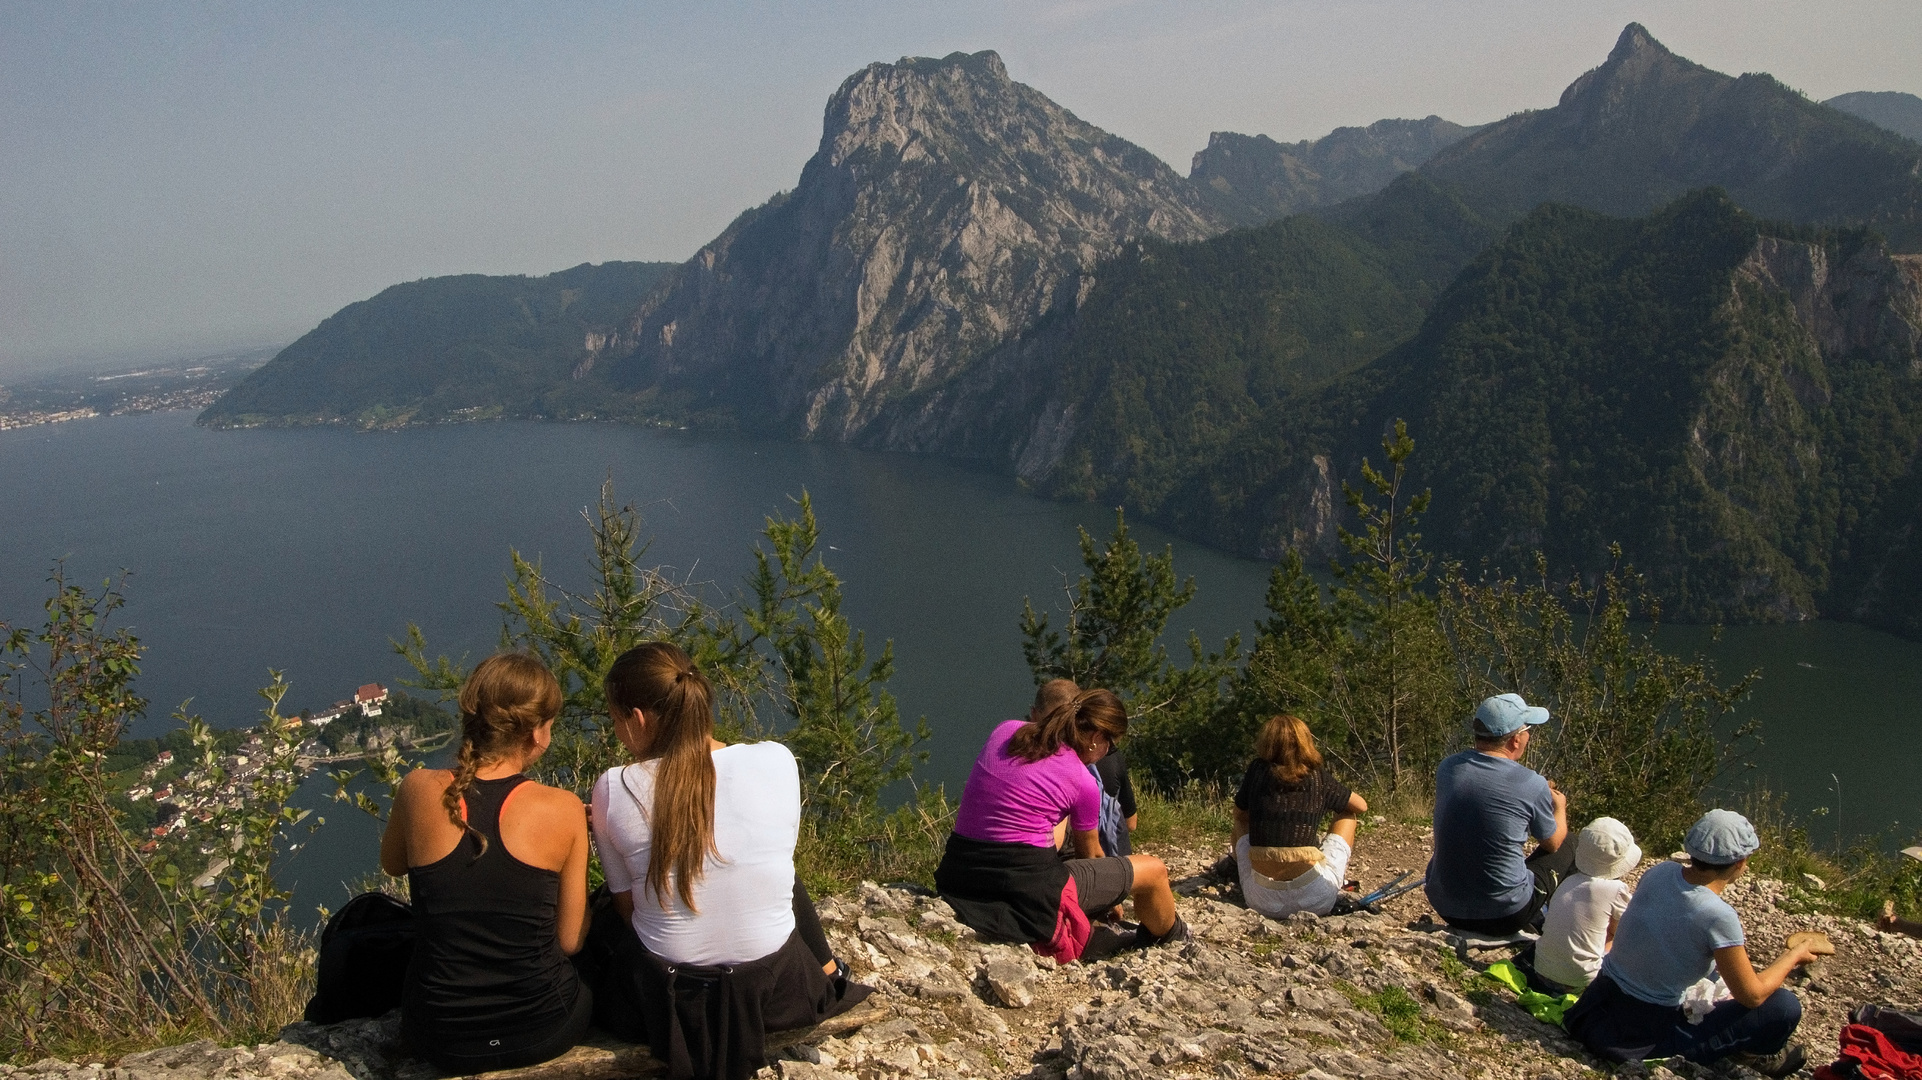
left=2, top=411, right=1916, bottom=912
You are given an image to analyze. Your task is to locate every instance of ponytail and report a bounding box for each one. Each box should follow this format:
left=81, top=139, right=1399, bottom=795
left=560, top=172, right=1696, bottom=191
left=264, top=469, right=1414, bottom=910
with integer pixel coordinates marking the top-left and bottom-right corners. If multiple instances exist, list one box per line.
left=1006, top=688, right=1127, bottom=763
left=605, top=642, right=717, bottom=911
left=446, top=652, right=562, bottom=856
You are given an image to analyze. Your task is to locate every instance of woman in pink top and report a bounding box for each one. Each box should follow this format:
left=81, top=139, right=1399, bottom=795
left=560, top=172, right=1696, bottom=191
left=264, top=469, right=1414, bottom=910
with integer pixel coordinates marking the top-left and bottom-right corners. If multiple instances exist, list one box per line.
left=935, top=682, right=1185, bottom=957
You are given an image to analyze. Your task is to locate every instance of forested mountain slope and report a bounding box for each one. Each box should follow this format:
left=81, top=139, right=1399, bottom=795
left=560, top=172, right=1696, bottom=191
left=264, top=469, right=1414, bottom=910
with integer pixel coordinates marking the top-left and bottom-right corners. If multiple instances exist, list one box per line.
left=1033, top=173, right=1496, bottom=510
left=1420, top=25, right=1922, bottom=249
left=1136, top=191, right=1922, bottom=628
left=200, top=262, right=673, bottom=429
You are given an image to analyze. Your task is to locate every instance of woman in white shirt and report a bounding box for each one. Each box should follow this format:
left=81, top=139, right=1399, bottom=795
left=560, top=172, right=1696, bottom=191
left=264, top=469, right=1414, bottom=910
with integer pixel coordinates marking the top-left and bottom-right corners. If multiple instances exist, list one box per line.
left=586, top=642, right=866, bottom=1080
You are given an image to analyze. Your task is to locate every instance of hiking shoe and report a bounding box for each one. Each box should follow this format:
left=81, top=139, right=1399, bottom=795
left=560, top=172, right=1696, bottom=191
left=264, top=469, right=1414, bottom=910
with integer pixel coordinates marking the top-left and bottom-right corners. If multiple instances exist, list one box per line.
left=1208, top=854, right=1238, bottom=880
left=1732, top=1043, right=1806, bottom=1077
left=1142, top=917, right=1192, bottom=948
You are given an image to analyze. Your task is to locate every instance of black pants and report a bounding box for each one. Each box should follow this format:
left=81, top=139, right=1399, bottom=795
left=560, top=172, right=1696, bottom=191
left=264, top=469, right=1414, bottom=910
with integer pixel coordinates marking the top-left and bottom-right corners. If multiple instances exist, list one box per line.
left=792, top=878, right=833, bottom=967
left=1441, top=841, right=1578, bottom=935
left=1565, top=974, right=1801, bottom=1065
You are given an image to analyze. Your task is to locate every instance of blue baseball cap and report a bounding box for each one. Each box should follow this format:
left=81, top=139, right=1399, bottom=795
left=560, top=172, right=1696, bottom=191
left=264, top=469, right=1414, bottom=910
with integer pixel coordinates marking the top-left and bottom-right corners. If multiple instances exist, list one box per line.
left=1685, top=809, right=1760, bottom=866
left=1473, top=693, right=1551, bottom=737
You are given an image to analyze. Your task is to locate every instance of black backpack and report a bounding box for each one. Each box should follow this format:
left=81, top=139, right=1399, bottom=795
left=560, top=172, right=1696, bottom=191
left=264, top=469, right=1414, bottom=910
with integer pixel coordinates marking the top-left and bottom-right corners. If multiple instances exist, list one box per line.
left=303, top=891, right=416, bottom=1024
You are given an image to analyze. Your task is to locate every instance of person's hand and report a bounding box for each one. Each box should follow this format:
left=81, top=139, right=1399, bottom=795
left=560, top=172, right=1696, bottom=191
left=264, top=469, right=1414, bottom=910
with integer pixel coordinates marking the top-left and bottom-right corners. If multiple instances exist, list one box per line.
left=1784, top=941, right=1825, bottom=967
left=1550, top=786, right=1568, bottom=811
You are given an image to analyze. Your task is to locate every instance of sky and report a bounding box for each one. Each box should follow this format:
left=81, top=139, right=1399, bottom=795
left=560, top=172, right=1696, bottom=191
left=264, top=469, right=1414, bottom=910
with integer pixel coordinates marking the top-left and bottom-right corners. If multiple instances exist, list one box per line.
left=3, top=1, right=1918, bottom=375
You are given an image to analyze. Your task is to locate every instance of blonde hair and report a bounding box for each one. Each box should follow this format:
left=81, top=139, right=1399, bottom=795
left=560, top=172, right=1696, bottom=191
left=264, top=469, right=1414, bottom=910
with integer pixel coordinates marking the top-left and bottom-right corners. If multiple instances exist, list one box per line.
left=1007, top=688, right=1127, bottom=763
left=445, top=653, right=562, bottom=855
left=1255, top=714, right=1322, bottom=785
left=604, top=642, right=717, bottom=911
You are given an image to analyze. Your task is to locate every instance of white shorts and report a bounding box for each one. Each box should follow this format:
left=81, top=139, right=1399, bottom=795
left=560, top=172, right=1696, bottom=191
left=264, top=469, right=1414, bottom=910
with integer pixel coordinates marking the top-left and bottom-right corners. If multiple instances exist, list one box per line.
left=1237, top=832, right=1352, bottom=920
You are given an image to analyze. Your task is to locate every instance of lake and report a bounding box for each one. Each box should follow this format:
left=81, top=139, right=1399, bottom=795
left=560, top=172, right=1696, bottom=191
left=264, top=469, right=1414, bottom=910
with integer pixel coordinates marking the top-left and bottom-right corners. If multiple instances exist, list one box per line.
left=3, top=410, right=1917, bottom=914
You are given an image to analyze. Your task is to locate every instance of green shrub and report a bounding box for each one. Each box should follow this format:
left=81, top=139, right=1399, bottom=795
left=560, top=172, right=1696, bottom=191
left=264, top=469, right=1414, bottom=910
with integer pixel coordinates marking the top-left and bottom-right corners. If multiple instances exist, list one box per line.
left=0, top=570, right=314, bottom=1060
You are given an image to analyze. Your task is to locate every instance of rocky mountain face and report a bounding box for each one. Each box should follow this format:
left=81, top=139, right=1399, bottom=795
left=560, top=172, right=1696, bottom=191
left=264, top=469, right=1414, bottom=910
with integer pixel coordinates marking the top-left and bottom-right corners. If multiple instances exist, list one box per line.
left=1190, top=117, right=1481, bottom=226
left=600, top=51, right=1226, bottom=440
left=1825, top=91, right=1922, bottom=143
left=1421, top=24, right=1922, bottom=249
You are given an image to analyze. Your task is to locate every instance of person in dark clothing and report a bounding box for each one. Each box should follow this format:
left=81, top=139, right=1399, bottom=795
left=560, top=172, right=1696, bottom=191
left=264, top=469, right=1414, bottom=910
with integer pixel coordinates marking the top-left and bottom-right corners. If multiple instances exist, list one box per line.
left=1091, top=747, right=1137, bottom=857
left=1229, top=714, right=1368, bottom=919
left=379, top=653, right=591, bottom=1074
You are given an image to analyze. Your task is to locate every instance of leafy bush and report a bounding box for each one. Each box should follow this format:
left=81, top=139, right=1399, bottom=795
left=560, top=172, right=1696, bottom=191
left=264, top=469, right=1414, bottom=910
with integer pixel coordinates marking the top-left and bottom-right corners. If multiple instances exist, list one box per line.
left=0, top=569, right=313, bottom=1060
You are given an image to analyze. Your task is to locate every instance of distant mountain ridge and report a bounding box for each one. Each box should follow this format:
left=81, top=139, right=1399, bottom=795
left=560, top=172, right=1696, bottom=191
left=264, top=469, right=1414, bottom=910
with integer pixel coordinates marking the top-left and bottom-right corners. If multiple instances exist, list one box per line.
left=1825, top=91, right=1922, bottom=143
left=1420, top=24, right=1922, bottom=247
left=1189, top=117, right=1482, bottom=226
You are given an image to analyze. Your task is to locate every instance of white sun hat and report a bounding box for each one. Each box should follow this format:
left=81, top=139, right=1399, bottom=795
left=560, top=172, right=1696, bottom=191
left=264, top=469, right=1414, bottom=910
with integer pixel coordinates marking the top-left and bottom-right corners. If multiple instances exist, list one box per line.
left=1575, top=816, right=1642, bottom=879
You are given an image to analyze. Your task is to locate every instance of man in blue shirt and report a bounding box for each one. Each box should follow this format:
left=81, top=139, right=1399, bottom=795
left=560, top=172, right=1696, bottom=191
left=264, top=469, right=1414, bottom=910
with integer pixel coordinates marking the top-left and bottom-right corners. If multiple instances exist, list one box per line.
left=1425, top=693, right=1573, bottom=934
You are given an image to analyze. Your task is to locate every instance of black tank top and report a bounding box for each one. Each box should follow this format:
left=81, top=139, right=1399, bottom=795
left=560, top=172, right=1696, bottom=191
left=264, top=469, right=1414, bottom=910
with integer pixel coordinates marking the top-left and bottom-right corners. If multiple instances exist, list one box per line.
left=404, top=775, right=581, bottom=1055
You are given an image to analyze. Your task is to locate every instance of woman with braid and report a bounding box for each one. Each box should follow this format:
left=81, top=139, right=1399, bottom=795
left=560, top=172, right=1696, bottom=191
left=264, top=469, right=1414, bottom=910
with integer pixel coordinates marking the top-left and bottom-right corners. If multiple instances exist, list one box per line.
left=378, top=652, right=591, bottom=1073
left=587, top=642, right=867, bottom=1080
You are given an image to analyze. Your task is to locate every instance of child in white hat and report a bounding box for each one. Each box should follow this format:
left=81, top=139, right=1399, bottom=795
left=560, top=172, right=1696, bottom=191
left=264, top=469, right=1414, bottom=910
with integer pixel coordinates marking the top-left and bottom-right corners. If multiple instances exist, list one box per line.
left=1534, top=817, right=1641, bottom=991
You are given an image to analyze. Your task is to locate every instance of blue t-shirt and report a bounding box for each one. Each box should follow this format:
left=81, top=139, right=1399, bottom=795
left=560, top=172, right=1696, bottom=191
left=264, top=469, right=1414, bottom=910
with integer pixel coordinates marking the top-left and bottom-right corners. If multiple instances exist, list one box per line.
left=1424, top=750, right=1558, bottom=920
left=1599, top=860, right=1745, bottom=1006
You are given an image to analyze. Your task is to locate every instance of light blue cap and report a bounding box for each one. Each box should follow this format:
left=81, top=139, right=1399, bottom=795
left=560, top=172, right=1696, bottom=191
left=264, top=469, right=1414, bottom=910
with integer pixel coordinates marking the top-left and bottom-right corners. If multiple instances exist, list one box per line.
left=1473, top=693, right=1550, bottom=737
left=1685, top=809, right=1760, bottom=865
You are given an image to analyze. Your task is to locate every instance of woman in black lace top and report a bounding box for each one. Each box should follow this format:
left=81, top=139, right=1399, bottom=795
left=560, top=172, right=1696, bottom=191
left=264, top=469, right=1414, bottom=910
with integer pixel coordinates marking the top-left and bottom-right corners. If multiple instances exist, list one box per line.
left=1230, top=714, right=1368, bottom=919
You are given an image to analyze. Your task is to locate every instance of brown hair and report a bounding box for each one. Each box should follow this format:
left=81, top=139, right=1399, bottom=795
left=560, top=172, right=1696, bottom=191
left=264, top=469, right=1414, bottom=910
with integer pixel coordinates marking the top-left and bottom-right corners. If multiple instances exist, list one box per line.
left=444, top=652, right=563, bottom=855
left=604, top=641, right=717, bottom=911
left=1255, top=714, right=1322, bottom=785
left=1007, top=688, right=1127, bottom=763
left=1032, top=678, right=1080, bottom=717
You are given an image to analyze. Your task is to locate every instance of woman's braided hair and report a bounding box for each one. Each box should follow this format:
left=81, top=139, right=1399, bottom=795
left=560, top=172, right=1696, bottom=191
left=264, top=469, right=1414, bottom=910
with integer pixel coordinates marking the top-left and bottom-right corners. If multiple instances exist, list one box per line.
left=443, top=652, right=562, bottom=856
left=604, top=642, right=717, bottom=911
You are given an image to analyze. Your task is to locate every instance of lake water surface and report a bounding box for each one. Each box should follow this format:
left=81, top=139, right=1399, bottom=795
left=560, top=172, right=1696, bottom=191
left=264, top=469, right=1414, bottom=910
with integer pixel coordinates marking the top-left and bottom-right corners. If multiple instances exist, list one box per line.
left=3, top=411, right=1917, bottom=913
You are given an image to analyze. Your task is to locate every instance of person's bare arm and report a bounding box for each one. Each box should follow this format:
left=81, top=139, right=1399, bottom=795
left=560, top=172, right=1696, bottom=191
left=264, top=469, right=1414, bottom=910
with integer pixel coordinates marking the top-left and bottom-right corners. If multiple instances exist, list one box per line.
left=614, top=891, right=635, bottom=923
left=1231, top=808, right=1250, bottom=847
left=1125, top=814, right=1138, bottom=832
left=1072, top=829, right=1102, bottom=860
left=1536, top=786, right=1570, bottom=853
left=1604, top=914, right=1620, bottom=951
left=554, top=793, right=590, bottom=955
left=1715, top=942, right=1821, bottom=1008
left=1343, top=792, right=1368, bottom=816
left=379, top=772, right=422, bottom=877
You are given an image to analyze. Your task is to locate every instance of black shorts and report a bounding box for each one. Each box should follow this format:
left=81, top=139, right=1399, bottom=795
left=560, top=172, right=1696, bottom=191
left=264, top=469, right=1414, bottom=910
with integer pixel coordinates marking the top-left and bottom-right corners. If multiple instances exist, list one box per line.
left=1065, top=856, right=1134, bottom=913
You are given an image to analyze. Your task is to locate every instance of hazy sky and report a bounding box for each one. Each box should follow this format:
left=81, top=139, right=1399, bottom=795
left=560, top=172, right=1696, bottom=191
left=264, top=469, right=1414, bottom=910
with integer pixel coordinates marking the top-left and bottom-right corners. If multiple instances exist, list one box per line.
left=4, top=1, right=1918, bottom=374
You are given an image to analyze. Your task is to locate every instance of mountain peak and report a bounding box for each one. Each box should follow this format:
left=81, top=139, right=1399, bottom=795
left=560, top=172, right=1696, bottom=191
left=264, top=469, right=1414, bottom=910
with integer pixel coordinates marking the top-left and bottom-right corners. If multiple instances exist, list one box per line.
left=1608, top=23, right=1665, bottom=65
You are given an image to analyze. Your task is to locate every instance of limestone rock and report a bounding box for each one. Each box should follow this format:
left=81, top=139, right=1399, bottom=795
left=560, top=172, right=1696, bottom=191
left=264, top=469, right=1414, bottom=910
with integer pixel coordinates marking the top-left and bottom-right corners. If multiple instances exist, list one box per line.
left=607, top=50, right=1226, bottom=457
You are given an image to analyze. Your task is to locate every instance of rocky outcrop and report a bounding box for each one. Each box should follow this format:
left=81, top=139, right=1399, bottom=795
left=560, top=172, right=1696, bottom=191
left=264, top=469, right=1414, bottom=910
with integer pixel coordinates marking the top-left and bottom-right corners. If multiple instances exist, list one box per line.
left=1734, top=239, right=1922, bottom=375
left=1190, top=117, right=1481, bottom=227
left=29, top=825, right=1922, bottom=1080
left=605, top=51, right=1226, bottom=441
